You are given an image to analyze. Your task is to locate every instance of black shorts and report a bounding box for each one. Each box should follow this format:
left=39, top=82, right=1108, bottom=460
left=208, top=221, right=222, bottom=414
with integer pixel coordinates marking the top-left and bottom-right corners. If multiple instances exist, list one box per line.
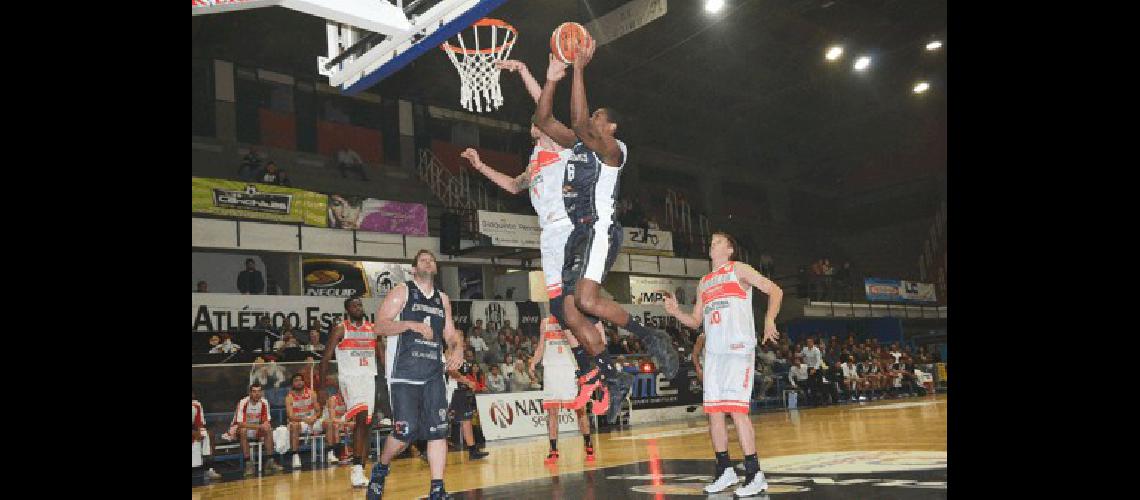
left=449, top=388, right=475, bottom=421
left=389, top=376, right=450, bottom=442
left=562, top=220, right=623, bottom=296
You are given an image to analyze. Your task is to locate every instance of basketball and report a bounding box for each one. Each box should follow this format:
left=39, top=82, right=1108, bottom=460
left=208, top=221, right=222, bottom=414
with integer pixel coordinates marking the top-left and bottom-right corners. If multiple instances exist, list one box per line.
left=550, top=22, right=591, bottom=63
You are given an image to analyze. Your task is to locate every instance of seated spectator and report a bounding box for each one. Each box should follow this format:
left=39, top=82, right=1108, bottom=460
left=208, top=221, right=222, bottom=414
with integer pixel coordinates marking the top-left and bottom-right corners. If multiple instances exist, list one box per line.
left=274, top=329, right=300, bottom=352
left=193, top=391, right=223, bottom=480
left=336, top=148, right=368, bottom=181
left=210, top=334, right=241, bottom=354
left=196, top=280, right=208, bottom=293
left=301, top=326, right=324, bottom=351
left=485, top=365, right=507, bottom=393
left=283, top=373, right=327, bottom=469
left=260, top=161, right=282, bottom=185
left=206, top=334, right=222, bottom=352
left=467, top=327, right=489, bottom=363
left=755, top=346, right=777, bottom=398
left=788, top=356, right=810, bottom=393
left=226, top=383, right=283, bottom=475
left=322, top=379, right=352, bottom=463
left=840, top=356, right=866, bottom=401
left=239, top=149, right=263, bottom=181
left=250, top=355, right=287, bottom=388
left=510, top=358, right=537, bottom=390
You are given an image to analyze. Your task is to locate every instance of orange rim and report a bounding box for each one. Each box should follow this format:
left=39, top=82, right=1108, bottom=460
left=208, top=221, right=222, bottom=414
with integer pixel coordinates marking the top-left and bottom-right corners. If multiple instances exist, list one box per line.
left=440, top=18, right=518, bottom=55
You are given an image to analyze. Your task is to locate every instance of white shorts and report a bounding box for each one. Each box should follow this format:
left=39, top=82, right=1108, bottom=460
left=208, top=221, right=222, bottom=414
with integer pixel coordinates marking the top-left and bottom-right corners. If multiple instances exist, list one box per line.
left=703, top=351, right=754, bottom=414
left=298, top=419, right=325, bottom=435
left=540, top=221, right=573, bottom=299
left=192, top=441, right=204, bottom=468
left=338, top=373, right=376, bottom=423
left=542, top=364, right=578, bottom=409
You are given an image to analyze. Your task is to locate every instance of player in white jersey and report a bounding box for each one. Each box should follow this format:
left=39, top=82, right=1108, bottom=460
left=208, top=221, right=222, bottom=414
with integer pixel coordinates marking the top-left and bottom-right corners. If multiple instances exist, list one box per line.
left=284, top=372, right=327, bottom=469
left=528, top=317, right=595, bottom=463
left=231, top=382, right=284, bottom=475
left=320, top=296, right=381, bottom=487
left=665, top=232, right=783, bottom=498
left=465, top=58, right=611, bottom=412
left=192, top=391, right=223, bottom=480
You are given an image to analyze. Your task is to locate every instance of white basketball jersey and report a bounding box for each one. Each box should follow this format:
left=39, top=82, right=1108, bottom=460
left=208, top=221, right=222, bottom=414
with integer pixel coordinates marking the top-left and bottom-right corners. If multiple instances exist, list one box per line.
left=528, top=145, right=572, bottom=227
left=700, top=262, right=756, bottom=354
left=335, top=319, right=377, bottom=376
left=541, top=317, right=575, bottom=368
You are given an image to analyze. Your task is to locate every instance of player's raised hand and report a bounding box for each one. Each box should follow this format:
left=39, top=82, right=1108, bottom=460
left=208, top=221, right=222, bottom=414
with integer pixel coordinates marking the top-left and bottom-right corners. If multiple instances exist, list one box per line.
left=547, top=53, right=568, bottom=81
left=494, top=60, right=526, bottom=73
left=574, top=37, right=596, bottom=67
left=460, top=148, right=482, bottom=169
left=662, top=294, right=680, bottom=315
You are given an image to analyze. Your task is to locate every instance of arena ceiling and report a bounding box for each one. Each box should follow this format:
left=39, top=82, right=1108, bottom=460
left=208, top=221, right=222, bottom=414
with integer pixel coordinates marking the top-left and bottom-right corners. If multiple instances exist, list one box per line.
left=193, top=0, right=946, bottom=204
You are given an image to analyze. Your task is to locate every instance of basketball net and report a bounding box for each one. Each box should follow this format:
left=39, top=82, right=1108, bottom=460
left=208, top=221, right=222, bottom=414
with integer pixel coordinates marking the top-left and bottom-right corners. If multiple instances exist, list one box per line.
left=442, top=19, right=517, bottom=113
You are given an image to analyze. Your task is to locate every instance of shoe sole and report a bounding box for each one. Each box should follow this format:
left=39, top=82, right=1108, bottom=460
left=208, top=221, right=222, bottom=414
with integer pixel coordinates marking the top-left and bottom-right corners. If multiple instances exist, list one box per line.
left=734, top=484, right=768, bottom=497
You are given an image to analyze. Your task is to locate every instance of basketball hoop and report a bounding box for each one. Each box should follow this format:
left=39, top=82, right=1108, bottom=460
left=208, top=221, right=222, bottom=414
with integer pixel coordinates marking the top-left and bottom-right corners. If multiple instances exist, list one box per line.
left=441, top=18, right=517, bottom=113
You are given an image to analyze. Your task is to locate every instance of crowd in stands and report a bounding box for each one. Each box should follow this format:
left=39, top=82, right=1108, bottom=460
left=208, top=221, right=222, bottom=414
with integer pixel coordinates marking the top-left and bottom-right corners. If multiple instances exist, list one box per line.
left=753, top=333, right=942, bottom=407
left=238, top=149, right=292, bottom=186
left=798, top=258, right=855, bottom=301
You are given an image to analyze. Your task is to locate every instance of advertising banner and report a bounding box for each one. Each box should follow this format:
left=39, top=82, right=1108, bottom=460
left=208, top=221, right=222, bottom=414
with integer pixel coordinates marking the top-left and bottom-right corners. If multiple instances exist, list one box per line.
left=477, top=211, right=541, bottom=248
left=901, top=280, right=938, bottom=304
left=327, top=195, right=428, bottom=236
left=629, top=276, right=698, bottom=306
left=474, top=390, right=580, bottom=441
left=864, top=278, right=902, bottom=302
left=621, top=227, right=675, bottom=256
left=192, top=177, right=327, bottom=226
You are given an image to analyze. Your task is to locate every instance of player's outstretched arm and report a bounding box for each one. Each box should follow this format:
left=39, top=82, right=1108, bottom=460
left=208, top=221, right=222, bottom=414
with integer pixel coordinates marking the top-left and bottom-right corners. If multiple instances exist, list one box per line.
left=734, top=263, right=783, bottom=344
left=533, top=54, right=578, bottom=149
left=495, top=60, right=542, bottom=103
left=568, top=39, right=622, bottom=168
left=461, top=148, right=531, bottom=194
left=664, top=292, right=704, bottom=330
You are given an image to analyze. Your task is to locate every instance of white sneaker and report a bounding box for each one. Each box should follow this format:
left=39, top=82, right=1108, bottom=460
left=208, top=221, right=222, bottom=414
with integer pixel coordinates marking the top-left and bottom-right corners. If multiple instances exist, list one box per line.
left=734, top=470, right=768, bottom=497
left=704, top=467, right=739, bottom=493
left=327, top=450, right=339, bottom=464
left=205, top=468, right=223, bottom=480
left=292, top=453, right=302, bottom=469
left=350, top=464, right=367, bottom=487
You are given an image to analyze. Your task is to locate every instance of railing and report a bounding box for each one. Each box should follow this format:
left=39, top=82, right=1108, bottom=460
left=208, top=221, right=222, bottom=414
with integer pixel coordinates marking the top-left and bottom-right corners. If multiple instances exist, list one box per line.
left=664, top=189, right=712, bottom=258
left=416, top=148, right=502, bottom=230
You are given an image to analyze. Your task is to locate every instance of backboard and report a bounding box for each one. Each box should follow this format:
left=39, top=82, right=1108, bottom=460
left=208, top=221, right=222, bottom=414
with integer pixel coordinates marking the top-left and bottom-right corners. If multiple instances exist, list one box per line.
left=193, top=0, right=509, bottom=96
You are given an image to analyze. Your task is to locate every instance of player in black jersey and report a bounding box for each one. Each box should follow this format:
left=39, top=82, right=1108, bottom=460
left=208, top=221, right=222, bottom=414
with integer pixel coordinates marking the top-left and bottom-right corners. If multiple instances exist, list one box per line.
left=367, top=249, right=464, bottom=500
left=533, top=40, right=680, bottom=423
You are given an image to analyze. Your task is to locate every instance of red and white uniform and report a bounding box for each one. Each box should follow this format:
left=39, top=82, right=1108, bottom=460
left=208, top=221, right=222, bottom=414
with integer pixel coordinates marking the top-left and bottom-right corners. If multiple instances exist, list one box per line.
left=193, top=399, right=211, bottom=467
left=289, top=388, right=324, bottom=434
left=335, top=319, right=377, bottom=423
left=540, top=317, right=578, bottom=409
left=231, top=396, right=271, bottom=438
left=528, top=145, right=575, bottom=299
left=699, top=262, right=756, bottom=414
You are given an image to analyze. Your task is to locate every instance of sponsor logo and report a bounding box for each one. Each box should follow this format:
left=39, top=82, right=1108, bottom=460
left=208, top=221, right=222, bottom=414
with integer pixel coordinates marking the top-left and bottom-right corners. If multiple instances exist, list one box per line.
left=489, top=401, right=514, bottom=428
left=305, top=270, right=344, bottom=286
left=439, top=409, right=447, bottom=422
left=212, top=185, right=292, bottom=214
left=763, top=451, right=946, bottom=474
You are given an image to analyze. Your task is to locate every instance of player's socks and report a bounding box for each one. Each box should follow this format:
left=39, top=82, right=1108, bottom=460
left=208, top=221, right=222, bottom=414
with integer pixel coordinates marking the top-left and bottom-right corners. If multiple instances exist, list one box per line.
left=715, top=451, right=731, bottom=478
left=742, top=454, right=760, bottom=484
left=550, top=439, right=558, bottom=451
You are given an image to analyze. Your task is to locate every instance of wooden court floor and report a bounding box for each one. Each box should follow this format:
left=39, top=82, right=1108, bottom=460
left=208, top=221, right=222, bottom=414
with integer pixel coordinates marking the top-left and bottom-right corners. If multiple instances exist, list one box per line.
left=192, top=394, right=947, bottom=499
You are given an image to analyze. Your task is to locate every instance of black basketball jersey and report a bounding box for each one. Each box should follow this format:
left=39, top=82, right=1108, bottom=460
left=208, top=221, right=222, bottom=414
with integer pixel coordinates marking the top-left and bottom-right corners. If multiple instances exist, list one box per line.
left=563, top=139, right=627, bottom=225
left=385, top=281, right=447, bottom=383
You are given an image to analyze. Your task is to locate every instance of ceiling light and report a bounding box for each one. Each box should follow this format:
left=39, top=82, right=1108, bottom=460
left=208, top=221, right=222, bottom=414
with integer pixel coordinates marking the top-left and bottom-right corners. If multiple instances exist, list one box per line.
left=825, top=45, right=844, bottom=61
left=926, top=40, right=942, bottom=51
left=853, top=56, right=871, bottom=71
left=913, top=81, right=930, bottom=94
left=705, top=0, right=725, bottom=14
